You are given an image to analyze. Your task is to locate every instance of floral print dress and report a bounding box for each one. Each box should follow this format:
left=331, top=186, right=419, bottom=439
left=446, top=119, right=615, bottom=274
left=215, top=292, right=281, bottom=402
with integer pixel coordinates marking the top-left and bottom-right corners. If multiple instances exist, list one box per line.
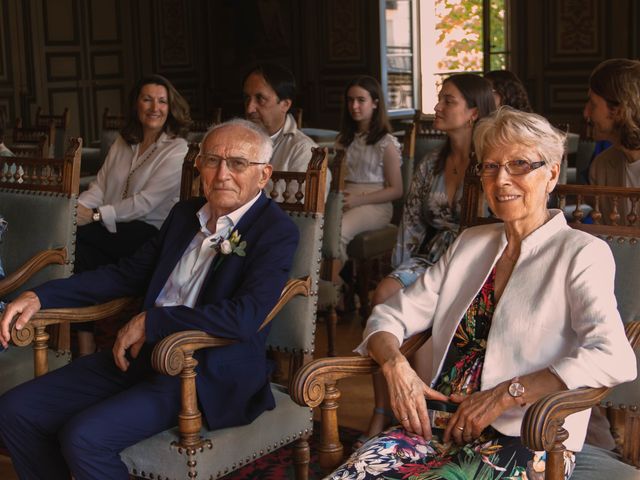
left=390, top=152, right=462, bottom=287
left=326, top=269, right=576, bottom=480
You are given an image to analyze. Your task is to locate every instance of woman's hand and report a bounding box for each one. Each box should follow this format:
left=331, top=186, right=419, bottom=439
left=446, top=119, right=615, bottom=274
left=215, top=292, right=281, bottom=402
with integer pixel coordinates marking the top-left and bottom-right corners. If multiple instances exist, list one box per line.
left=382, top=355, right=449, bottom=440
left=342, top=191, right=364, bottom=211
left=77, top=204, right=94, bottom=226
left=444, top=383, right=511, bottom=445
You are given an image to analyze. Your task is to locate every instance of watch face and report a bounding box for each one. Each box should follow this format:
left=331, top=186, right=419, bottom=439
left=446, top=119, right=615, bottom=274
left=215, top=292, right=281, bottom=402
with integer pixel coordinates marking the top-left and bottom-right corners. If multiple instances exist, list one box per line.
left=92, top=212, right=101, bottom=222
left=509, top=382, right=525, bottom=397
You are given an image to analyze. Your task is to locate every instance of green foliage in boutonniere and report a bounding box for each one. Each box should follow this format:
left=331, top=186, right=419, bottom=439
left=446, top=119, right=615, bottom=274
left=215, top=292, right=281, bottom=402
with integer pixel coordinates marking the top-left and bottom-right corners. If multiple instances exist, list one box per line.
left=211, top=230, right=246, bottom=257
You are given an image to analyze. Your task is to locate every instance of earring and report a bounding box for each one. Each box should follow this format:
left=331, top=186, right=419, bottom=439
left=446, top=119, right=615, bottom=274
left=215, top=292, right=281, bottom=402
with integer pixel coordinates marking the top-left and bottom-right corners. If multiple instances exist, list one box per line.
left=468, top=118, right=474, bottom=127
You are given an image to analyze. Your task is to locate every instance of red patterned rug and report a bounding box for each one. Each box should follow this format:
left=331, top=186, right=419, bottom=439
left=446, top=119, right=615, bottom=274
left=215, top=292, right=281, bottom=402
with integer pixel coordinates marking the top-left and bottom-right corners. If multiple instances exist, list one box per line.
left=220, top=423, right=358, bottom=479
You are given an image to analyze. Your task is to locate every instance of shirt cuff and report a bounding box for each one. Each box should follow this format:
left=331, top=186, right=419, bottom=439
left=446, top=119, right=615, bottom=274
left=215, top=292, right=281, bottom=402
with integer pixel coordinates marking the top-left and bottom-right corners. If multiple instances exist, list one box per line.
left=99, top=205, right=117, bottom=233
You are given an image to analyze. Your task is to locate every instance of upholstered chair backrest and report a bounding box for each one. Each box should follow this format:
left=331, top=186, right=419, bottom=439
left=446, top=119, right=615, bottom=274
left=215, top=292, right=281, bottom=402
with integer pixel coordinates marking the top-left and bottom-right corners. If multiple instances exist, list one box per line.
left=265, top=148, right=327, bottom=357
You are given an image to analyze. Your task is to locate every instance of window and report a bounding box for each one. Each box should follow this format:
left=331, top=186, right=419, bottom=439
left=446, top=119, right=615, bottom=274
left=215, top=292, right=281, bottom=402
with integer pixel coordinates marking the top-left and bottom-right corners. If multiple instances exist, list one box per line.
left=381, top=0, right=508, bottom=114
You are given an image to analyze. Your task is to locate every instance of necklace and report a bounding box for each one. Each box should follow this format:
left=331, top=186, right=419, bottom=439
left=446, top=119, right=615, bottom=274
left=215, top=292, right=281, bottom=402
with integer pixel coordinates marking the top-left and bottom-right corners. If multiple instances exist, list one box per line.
left=122, top=143, right=159, bottom=199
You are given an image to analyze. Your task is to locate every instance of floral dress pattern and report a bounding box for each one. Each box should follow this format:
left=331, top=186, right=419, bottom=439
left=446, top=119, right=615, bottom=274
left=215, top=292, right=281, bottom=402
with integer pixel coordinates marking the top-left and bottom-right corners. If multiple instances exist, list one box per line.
left=326, top=269, right=576, bottom=480
left=390, top=152, right=462, bottom=286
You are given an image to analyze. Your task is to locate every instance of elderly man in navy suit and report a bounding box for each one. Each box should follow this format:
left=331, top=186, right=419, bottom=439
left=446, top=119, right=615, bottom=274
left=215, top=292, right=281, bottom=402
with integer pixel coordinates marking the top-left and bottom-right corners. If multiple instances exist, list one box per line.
left=0, top=118, right=300, bottom=480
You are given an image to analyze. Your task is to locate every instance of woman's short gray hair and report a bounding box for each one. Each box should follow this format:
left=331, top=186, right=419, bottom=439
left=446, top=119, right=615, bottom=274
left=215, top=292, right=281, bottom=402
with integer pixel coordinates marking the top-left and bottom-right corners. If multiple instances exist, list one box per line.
left=473, top=106, right=566, bottom=167
left=202, top=118, right=273, bottom=164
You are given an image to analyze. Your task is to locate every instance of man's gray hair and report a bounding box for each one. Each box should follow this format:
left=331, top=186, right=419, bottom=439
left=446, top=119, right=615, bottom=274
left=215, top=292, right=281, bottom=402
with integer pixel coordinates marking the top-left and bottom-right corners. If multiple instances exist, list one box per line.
left=201, top=118, right=273, bottom=164
left=474, top=106, right=566, bottom=167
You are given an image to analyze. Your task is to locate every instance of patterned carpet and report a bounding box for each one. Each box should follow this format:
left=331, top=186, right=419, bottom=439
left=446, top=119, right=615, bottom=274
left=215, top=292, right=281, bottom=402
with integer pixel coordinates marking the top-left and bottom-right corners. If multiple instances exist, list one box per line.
left=220, top=423, right=358, bottom=480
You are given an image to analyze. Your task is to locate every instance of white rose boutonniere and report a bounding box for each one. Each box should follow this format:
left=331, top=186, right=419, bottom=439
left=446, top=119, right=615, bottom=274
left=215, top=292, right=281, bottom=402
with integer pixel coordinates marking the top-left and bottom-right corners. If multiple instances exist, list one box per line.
left=211, top=230, right=246, bottom=257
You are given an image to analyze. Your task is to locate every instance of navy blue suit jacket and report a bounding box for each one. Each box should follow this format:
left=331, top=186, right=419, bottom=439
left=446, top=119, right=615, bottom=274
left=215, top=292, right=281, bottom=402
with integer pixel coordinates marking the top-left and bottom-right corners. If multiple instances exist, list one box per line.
left=34, top=193, right=299, bottom=429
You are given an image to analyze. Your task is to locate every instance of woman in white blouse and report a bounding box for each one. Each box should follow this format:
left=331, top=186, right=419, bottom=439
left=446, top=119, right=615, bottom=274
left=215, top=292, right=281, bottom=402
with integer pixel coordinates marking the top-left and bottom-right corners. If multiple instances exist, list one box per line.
left=336, top=76, right=403, bottom=262
left=74, top=74, right=191, bottom=354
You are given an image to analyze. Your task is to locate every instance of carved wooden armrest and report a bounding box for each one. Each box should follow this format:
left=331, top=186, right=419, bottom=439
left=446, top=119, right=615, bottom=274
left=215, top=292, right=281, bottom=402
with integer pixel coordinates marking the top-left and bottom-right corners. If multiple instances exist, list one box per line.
left=0, top=247, right=67, bottom=298
left=8, top=297, right=139, bottom=377
left=521, top=386, right=610, bottom=480
left=289, top=329, right=431, bottom=469
left=148, top=277, right=311, bottom=451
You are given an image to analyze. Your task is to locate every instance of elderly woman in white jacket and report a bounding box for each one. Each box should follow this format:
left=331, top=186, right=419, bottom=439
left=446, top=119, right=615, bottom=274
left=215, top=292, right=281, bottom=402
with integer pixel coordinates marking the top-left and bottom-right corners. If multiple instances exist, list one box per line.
left=327, top=107, right=637, bottom=480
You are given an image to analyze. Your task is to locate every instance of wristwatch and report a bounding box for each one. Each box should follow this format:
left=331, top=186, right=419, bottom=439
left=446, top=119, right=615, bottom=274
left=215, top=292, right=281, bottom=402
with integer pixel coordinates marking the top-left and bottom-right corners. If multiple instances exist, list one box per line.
left=508, top=377, right=526, bottom=407
left=92, top=208, right=102, bottom=223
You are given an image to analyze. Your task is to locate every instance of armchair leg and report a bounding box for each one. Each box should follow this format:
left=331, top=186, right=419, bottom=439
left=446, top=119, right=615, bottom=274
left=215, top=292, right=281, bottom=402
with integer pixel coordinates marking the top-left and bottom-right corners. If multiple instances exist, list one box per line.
left=545, top=426, right=569, bottom=480
left=293, top=435, right=310, bottom=480
left=318, top=382, right=344, bottom=470
left=326, top=306, right=337, bottom=357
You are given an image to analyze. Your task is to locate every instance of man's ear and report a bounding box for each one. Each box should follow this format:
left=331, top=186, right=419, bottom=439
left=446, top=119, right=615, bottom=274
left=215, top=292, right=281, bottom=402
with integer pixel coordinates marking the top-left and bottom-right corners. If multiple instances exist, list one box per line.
left=279, top=98, right=292, bottom=113
left=258, top=164, right=273, bottom=189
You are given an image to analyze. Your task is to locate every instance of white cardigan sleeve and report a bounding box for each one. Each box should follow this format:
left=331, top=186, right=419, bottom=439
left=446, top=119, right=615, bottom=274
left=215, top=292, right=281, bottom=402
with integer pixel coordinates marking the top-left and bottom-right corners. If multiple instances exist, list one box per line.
left=551, top=238, right=637, bottom=389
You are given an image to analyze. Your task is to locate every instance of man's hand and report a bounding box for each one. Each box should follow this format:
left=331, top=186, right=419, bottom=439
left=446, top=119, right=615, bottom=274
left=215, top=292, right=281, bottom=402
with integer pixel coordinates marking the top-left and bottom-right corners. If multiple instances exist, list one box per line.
left=77, top=204, right=93, bottom=226
left=112, top=312, right=146, bottom=372
left=0, top=292, right=41, bottom=349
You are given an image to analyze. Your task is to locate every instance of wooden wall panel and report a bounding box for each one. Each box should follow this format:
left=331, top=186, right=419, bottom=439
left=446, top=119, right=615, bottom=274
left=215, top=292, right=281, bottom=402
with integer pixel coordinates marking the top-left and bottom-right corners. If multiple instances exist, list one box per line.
left=0, top=0, right=13, bottom=127
left=513, top=0, right=637, bottom=135
left=43, top=0, right=79, bottom=45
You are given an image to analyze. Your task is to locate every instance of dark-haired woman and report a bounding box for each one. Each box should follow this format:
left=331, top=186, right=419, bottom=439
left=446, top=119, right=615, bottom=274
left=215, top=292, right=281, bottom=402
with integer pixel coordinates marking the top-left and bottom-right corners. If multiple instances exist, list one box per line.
left=359, top=73, right=496, bottom=446
left=336, top=76, right=403, bottom=261
left=484, top=70, right=533, bottom=112
left=74, top=74, right=191, bottom=355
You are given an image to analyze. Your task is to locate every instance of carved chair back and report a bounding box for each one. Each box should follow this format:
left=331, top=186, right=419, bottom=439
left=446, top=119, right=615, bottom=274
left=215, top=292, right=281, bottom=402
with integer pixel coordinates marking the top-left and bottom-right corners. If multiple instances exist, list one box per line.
left=35, top=107, right=71, bottom=157
left=12, top=118, right=56, bottom=158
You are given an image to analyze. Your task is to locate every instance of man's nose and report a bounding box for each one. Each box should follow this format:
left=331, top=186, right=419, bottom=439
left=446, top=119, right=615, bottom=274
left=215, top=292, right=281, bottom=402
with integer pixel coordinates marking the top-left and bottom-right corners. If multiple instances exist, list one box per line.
left=215, top=159, right=232, bottom=179
left=245, top=98, right=257, bottom=114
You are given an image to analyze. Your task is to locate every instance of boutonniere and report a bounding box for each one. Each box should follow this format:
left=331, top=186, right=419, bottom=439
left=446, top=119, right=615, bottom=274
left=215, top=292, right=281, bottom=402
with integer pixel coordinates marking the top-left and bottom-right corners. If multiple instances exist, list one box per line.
left=210, top=230, right=246, bottom=257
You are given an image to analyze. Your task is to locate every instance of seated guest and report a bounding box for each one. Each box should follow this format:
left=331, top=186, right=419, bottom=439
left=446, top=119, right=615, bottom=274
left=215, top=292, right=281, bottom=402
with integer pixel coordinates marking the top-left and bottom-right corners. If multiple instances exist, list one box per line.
left=358, top=73, right=495, bottom=447
left=74, top=74, right=191, bottom=355
left=0, top=119, right=300, bottom=480
left=0, top=115, right=14, bottom=157
left=336, top=75, right=403, bottom=262
left=327, top=107, right=636, bottom=479
left=585, top=58, right=640, bottom=223
left=484, top=69, right=533, bottom=112
left=242, top=63, right=327, bottom=199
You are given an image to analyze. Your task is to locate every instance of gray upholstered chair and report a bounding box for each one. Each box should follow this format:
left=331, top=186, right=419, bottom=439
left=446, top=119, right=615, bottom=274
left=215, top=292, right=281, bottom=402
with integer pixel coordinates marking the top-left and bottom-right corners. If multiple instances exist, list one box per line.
left=0, top=138, right=82, bottom=393
left=317, top=148, right=346, bottom=356
left=10, top=147, right=329, bottom=480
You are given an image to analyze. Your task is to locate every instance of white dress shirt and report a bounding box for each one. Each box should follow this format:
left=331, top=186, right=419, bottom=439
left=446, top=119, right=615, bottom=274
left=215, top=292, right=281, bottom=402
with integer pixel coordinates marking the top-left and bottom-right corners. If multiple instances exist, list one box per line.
left=155, top=192, right=262, bottom=308
left=79, top=132, right=188, bottom=233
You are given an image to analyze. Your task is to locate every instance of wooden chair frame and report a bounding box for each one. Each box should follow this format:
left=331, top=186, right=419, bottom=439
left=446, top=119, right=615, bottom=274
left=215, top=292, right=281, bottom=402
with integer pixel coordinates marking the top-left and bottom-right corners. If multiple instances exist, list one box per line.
left=0, top=137, right=82, bottom=194
left=35, top=107, right=70, bottom=130
left=12, top=118, right=56, bottom=158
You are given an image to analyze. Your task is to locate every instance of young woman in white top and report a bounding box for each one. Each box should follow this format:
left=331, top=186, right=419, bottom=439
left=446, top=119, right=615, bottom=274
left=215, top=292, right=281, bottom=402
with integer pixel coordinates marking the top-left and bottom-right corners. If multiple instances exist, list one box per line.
left=74, top=74, right=191, bottom=355
left=336, top=76, right=403, bottom=261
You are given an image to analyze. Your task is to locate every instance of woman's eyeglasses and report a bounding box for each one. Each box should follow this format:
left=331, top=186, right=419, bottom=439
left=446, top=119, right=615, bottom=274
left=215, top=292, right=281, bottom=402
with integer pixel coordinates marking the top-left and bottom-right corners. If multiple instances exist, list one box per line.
left=197, top=154, right=267, bottom=173
left=475, top=159, right=546, bottom=177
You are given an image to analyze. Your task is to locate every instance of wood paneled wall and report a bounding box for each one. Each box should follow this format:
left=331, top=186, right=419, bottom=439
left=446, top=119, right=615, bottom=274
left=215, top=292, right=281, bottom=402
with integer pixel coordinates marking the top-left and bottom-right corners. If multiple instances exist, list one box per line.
left=511, top=0, right=640, bottom=135
left=4, top=0, right=637, bottom=139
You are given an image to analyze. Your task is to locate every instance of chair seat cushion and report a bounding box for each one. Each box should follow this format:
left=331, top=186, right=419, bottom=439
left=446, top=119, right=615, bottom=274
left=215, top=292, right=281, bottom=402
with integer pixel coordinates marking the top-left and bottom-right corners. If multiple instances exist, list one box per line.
left=347, top=225, right=398, bottom=259
left=120, top=385, right=313, bottom=479
left=0, top=347, right=70, bottom=396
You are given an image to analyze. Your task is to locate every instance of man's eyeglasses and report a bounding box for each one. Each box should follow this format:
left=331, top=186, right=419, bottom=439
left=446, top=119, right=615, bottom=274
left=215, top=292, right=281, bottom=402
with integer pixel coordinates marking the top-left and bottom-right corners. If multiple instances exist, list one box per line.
left=475, top=159, right=546, bottom=177
left=197, top=154, right=267, bottom=173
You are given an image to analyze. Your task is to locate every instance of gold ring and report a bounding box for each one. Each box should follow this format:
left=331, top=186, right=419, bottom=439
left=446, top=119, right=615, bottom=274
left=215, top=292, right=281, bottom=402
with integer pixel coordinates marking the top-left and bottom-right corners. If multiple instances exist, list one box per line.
left=399, top=416, right=409, bottom=422
left=456, top=426, right=464, bottom=431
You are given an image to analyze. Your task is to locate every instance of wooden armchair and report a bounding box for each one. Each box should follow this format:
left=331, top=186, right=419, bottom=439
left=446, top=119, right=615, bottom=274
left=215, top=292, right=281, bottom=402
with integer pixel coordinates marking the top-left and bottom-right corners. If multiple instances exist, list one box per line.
left=9, top=147, right=329, bottom=479
left=8, top=134, right=48, bottom=158
left=318, top=148, right=346, bottom=356
left=0, top=138, right=82, bottom=393
left=35, top=107, right=71, bottom=158
left=11, top=118, right=55, bottom=158
left=186, top=108, right=223, bottom=144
